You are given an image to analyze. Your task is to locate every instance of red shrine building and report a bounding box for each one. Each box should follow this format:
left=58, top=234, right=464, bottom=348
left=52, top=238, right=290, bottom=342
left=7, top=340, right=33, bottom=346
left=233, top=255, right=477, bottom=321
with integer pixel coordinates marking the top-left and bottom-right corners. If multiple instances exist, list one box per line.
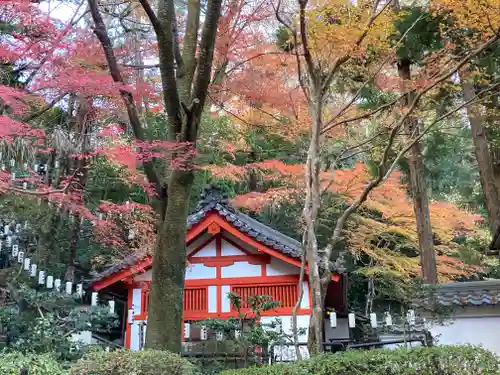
left=89, top=186, right=346, bottom=351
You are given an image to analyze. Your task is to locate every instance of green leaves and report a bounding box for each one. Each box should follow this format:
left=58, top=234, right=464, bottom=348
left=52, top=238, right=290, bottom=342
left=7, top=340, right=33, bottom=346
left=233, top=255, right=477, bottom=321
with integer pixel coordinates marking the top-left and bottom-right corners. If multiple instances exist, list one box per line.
left=220, top=346, right=500, bottom=375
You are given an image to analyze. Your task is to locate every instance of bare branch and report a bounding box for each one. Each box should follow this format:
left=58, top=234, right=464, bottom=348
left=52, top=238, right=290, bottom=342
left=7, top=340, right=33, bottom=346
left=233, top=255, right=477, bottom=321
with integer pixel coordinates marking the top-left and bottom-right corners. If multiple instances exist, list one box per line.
left=87, top=0, right=162, bottom=192
left=21, top=92, right=69, bottom=123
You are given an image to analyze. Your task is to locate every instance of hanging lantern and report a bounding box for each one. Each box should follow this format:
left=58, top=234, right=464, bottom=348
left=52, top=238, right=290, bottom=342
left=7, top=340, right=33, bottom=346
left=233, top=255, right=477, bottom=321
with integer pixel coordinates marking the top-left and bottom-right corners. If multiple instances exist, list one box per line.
left=22, top=182, right=27, bottom=190
left=184, top=323, right=190, bottom=339
left=348, top=313, right=356, bottom=328
left=54, top=279, right=61, bottom=291
left=23, top=257, right=30, bottom=271
left=30, top=263, right=37, bottom=277
left=9, top=159, right=14, bottom=167
left=65, top=281, right=72, bottom=295
left=17, top=251, right=23, bottom=263
left=200, top=326, right=208, bottom=341
left=38, top=270, right=45, bottom=285
left=46, top=276, right=54, bottom=289
left=76, top=283, right=83, bottom=298
left=91, top=292, right=98, bottom=306
left=109, top=300, right=115, bottom=314
left=385, top=312, right=393, bottom=326
left=329, top=311, right=337, bottom=328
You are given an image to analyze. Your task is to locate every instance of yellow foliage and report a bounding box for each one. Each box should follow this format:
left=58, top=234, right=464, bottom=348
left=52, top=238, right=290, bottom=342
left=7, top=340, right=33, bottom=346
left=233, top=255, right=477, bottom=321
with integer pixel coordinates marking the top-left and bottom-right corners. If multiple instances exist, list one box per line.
left=307, top=0, right=394, bottom=64
left=431, top=0, right=500, bottom=38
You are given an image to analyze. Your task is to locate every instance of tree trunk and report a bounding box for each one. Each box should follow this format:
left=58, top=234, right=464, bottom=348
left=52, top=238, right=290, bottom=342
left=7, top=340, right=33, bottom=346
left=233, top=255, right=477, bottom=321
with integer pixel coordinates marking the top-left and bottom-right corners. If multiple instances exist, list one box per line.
left=303, top=89, right=324, bottom=354
left=65, top=217, right=80, bottom=283
left=460, top=69, right=500, bottom=235
left=398, top=59, right=437, bottom=284
left=144, top=169, right=194, bottom=352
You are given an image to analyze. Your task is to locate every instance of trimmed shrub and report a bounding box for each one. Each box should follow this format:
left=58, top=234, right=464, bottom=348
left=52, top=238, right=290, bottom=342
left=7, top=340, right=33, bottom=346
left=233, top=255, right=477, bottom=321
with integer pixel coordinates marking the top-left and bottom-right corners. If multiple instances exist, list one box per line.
left=69, top=349, right=197, bottom=375
left=220, top=345, right=500, bottom=375
left=0, top=352, right=64, bottom=375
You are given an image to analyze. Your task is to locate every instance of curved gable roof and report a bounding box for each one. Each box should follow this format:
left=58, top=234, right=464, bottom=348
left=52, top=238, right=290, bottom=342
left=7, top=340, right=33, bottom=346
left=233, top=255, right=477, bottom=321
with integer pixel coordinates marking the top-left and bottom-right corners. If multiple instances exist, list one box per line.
left=90, top=186, right=303, bottom=287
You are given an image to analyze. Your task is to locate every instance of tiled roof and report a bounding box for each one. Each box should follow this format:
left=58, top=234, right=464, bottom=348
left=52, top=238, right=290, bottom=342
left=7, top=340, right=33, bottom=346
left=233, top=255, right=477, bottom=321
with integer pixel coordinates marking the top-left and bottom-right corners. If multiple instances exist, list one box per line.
left=435, top=280, right=500, bottom=306
left=91, top=185, right=303, bottom=283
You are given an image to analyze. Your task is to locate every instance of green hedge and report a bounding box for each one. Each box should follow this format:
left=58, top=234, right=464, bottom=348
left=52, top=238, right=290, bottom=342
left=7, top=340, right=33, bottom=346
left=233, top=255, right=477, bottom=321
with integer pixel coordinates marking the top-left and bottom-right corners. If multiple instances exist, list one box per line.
left=220, top=346, right=500, bottom=375
left=69, top=349, right=197, bottom=375
left=0, top=352, right=64, bottom=375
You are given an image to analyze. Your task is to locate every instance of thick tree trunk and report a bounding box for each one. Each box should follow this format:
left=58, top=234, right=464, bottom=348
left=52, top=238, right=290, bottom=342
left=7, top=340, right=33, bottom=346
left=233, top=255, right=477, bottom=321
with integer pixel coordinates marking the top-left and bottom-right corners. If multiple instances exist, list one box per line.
left=398, top=59, right=437, bottom=284
left=460, top=70, right=500, bottom=235
left=144, top=169, right=194, bottom=352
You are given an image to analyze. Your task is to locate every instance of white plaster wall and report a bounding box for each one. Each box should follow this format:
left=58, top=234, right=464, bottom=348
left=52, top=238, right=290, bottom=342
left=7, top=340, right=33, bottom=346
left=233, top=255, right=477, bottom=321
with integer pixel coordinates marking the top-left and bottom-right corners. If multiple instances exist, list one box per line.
left=324, top=317, right=349, bottom=340
left=221, top=285, right=231, bottom=312
left=187, top=233, right=212, bottom=255
left=222, top=231, right=258, bottom=254
left=185, top=263, right=217, bottom=279
left=221, top=262, right=261, bottom=278
left=135, top=264, right=218, bottom=281
left=192, top=240, right=216, bottom=257
left=429, top=316, right=500, bottom=354
left=300, top=281, right=310, bottom=309
left=266, top=257, right=300, bottom=276
left=221, top=239, right=246, bottom=256
left=208, top=286, right=217, bottom=312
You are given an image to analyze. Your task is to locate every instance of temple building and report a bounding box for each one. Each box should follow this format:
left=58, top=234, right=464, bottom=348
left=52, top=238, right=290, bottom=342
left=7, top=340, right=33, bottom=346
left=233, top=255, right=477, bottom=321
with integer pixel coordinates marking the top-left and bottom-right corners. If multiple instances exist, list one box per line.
left=89, top=186, right=347, bottom=352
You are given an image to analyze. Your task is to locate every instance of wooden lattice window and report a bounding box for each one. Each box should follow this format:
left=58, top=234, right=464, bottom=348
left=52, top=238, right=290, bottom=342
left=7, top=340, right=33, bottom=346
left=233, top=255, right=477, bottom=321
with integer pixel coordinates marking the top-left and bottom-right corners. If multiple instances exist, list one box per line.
left=142, top=287, right=208, bottom=315
left=184, top=287, right=208, bottom=312
left=232, top=284, right=298, bottom=309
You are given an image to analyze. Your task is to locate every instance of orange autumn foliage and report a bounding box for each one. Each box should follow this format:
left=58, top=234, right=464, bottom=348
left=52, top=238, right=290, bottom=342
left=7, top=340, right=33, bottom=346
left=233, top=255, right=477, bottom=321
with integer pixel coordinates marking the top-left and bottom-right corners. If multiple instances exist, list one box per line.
left=222, top=161, right=483, bottom=282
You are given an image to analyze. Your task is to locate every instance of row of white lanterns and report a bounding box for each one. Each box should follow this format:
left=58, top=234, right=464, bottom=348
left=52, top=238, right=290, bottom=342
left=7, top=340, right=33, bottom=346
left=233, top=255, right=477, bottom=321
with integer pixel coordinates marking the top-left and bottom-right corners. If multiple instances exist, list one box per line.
left=179, top=309, right=419, bottom=342
left=12, top=247, right=115, bottom=314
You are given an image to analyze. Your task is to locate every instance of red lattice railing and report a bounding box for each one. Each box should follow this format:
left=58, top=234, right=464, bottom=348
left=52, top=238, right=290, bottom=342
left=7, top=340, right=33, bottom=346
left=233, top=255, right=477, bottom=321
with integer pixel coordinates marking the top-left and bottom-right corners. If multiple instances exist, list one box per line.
left=231, top=284, right=297, bottom=309
left=184, top=287, right=208, bottom=312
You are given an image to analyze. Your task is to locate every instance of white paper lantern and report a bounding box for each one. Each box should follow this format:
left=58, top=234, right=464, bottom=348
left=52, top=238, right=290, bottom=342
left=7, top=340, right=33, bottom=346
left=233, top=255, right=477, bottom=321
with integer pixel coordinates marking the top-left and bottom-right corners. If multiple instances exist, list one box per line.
left=216, top=331, right=223, bottom=341
left=30, top=263, right=37, bottom=277
left=348, top=313, right=356, bottom=328
left=329, top=312, right=337, bottom=328
left=109, top=300, right=115, bottom=314
left=184, top=322, right=190, bottom=339
left=200, top=326, right=208, bottom=341
left=385, top=312, right=393, bottom=326
left=76, top=283, right=83, bottom=297
left=46, top=275, right=54, bottom=289
left=22, top=182, right=27, bottom=190
left=91, top=292, right=98, bottom=306
left=38, top=270, right=45, bottom=285
left=54, top=279, right=61, bottom=291
left=370, top=312, right=378, bottom=328
left=17, top=251, right=24, bottom=263
left=12, top=244, right=18, bottom=257
left=23, top=257, right=30, bottom=271
left=65, top=281, right=72, bottom=295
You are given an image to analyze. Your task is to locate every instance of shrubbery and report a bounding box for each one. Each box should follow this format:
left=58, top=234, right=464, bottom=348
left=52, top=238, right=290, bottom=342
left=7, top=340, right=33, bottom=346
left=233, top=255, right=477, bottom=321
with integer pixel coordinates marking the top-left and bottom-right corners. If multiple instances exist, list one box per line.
left=0, top=352, right=64, bottom=375
left=69, top=349, right=197, bottom=375
left=220, top=346, right=500, bottom=375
